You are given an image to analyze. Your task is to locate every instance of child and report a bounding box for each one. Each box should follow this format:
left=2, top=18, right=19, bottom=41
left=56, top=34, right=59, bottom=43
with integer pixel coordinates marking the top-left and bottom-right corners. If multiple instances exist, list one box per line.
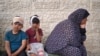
left=4, top=16, right=27, bottom=56
left=26, top=15, right=46, bottom=56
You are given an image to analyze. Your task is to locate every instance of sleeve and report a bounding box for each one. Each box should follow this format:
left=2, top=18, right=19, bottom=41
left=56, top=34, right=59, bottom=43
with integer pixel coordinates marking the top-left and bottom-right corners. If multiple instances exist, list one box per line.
left=4, top=32, right=9, bottom=41
left=39, top=29, right=43, bottom=36
left=22, top=32, right=28, bottom=40
left=67, top=25, right=81, bottom=47
left=26, top=30, right=30, bottom=38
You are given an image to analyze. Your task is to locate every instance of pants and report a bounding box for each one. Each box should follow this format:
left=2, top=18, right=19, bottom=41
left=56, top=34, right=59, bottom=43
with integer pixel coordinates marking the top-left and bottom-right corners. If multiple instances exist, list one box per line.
left=3, top=50, right=27, bottom=56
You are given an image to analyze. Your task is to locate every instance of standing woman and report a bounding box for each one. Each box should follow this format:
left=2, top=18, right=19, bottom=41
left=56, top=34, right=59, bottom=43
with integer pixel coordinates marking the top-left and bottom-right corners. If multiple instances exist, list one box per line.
left=45, top=8, right=90, bottom=56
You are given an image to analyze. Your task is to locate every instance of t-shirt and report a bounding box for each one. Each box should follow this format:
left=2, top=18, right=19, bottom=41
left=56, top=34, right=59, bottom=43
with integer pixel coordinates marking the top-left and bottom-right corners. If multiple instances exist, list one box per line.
left=26, top=28, right=43, bottom=43
left=5, top=30, right=27, bottom=51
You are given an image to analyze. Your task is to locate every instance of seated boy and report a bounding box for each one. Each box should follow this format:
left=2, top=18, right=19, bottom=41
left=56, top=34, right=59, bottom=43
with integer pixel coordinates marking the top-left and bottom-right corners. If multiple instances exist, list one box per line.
left=4, top=16, right=27, bottom=56
left=26, top=15, right=48, bottom=56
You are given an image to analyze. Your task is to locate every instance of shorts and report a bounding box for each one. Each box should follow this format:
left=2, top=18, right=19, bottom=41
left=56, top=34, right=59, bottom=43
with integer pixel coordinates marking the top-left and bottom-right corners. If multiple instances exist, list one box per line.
left=27, top=43, right=48, bottom=56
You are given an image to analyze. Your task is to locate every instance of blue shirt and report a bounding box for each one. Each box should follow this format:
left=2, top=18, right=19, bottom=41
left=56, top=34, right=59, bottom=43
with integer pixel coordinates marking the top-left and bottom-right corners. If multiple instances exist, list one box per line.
left=5, top=30, right=27, bottom=51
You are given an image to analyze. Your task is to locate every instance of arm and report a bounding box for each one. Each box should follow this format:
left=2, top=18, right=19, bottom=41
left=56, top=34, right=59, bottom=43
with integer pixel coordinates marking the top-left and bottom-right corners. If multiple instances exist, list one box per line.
left=26, top=30, right=31, bottom=51
left=12, top=40, right=27, bottom=56
left=36, top=29, right=42, bottom=42
left=65, top=23, right=81, bottom=47
left=26, top=39, right=31, bottom=51
left=4, top=32, right=12, bottom=56
left=5, top=41, right=12, bottom=56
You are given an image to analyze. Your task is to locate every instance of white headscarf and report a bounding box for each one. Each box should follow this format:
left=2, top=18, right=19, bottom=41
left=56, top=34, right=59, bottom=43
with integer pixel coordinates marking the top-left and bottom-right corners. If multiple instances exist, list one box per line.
left=30, top=15, right=38, bottom=25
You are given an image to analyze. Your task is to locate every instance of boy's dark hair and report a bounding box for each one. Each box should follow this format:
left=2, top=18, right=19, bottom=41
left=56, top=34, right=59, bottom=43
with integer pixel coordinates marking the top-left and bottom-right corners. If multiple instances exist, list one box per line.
left=30, top=15, right=40, bottom=24
left=32, top=17, right=40, bottom=24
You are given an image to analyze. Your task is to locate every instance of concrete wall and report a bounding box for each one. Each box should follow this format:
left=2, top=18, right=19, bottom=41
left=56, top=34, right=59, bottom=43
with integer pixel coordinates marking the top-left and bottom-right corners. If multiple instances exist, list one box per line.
left=0, top=0, right=100, bottom=56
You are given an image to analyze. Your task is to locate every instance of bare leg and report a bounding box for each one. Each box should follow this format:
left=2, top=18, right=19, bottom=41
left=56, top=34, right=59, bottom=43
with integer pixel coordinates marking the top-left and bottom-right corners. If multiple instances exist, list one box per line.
left=30, top=53, right=36, bottom=56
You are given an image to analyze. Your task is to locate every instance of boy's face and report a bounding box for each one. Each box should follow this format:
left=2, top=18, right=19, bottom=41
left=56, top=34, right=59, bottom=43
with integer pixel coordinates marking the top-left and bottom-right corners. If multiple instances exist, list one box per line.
left=12, top=22, right=23, bottom=31
left=32, top=23, right=40, bottom=29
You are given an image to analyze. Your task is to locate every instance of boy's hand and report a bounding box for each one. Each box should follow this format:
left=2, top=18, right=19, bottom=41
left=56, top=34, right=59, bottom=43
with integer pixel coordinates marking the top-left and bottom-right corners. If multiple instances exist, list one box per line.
left=26, top=45, right=31, bottom=51
left=8, top=54, right=12, bottom=56
left=35, top=24, right=40, bottom=31
left=12, top=53, right=17, bottom=56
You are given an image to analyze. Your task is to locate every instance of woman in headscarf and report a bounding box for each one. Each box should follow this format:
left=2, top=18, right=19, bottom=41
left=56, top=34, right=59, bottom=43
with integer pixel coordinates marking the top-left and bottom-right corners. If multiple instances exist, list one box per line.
left=45, top=8, right=90, bottom=56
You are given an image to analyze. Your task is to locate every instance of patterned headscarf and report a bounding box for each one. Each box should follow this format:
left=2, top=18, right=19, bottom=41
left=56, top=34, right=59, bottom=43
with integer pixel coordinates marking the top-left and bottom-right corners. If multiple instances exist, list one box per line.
left=45, top=8, right=90, bottom=53
left=68, top=8, right=89, bottom=25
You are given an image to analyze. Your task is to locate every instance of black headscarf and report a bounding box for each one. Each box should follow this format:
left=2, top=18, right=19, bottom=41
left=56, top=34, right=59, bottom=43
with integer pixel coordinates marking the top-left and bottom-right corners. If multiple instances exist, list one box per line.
left=68, top=8, right=89, bottom=25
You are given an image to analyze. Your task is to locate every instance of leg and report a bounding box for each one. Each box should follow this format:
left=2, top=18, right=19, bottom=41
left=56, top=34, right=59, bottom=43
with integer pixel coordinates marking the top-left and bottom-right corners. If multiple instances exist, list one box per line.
left=18, top=51, right=27, bottom=56
left=30, top=53, right=36, bottom=56
left=2, top=51, right=8, bottom=56
left=36, top=43, right=45, bottom=56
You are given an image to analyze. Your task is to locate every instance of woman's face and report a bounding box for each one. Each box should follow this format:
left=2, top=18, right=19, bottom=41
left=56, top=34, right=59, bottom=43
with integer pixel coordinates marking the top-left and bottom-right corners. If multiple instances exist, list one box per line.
left=81, top=18, right=87, bottom=25
left=80, top=18, right=87, bottom=28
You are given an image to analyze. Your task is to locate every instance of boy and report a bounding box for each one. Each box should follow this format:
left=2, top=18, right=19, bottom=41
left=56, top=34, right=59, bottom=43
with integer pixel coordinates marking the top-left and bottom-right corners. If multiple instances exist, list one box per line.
left=26, top=15, right=45, bottom=56
left=4, top=16, right=27, bottom=56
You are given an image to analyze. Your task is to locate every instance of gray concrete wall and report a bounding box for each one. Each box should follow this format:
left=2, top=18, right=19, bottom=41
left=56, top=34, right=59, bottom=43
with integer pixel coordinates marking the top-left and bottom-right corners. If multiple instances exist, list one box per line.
left=0, top=0, right=100, bottom=56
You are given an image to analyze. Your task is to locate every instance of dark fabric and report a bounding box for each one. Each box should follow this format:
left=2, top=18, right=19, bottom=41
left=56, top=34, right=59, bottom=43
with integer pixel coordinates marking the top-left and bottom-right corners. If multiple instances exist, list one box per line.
left=2, top=50, right=27, bottom=56
left=68, top=8, right=89, bottom=25
left=80, top=28, right=86, bottom=45
left=80, top=28, right=86, bottom=36
left=45, top=8, right=89, bottom=56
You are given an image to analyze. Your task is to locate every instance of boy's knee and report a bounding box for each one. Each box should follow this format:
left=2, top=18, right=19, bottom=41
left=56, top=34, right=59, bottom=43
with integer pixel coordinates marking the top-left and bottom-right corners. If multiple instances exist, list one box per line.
left=2, top=51, right=8, bottom=56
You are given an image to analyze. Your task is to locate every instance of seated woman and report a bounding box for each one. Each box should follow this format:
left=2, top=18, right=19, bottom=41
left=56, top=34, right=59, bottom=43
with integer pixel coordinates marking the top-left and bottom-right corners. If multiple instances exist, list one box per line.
left=45, top=8, right=90, bottom=56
